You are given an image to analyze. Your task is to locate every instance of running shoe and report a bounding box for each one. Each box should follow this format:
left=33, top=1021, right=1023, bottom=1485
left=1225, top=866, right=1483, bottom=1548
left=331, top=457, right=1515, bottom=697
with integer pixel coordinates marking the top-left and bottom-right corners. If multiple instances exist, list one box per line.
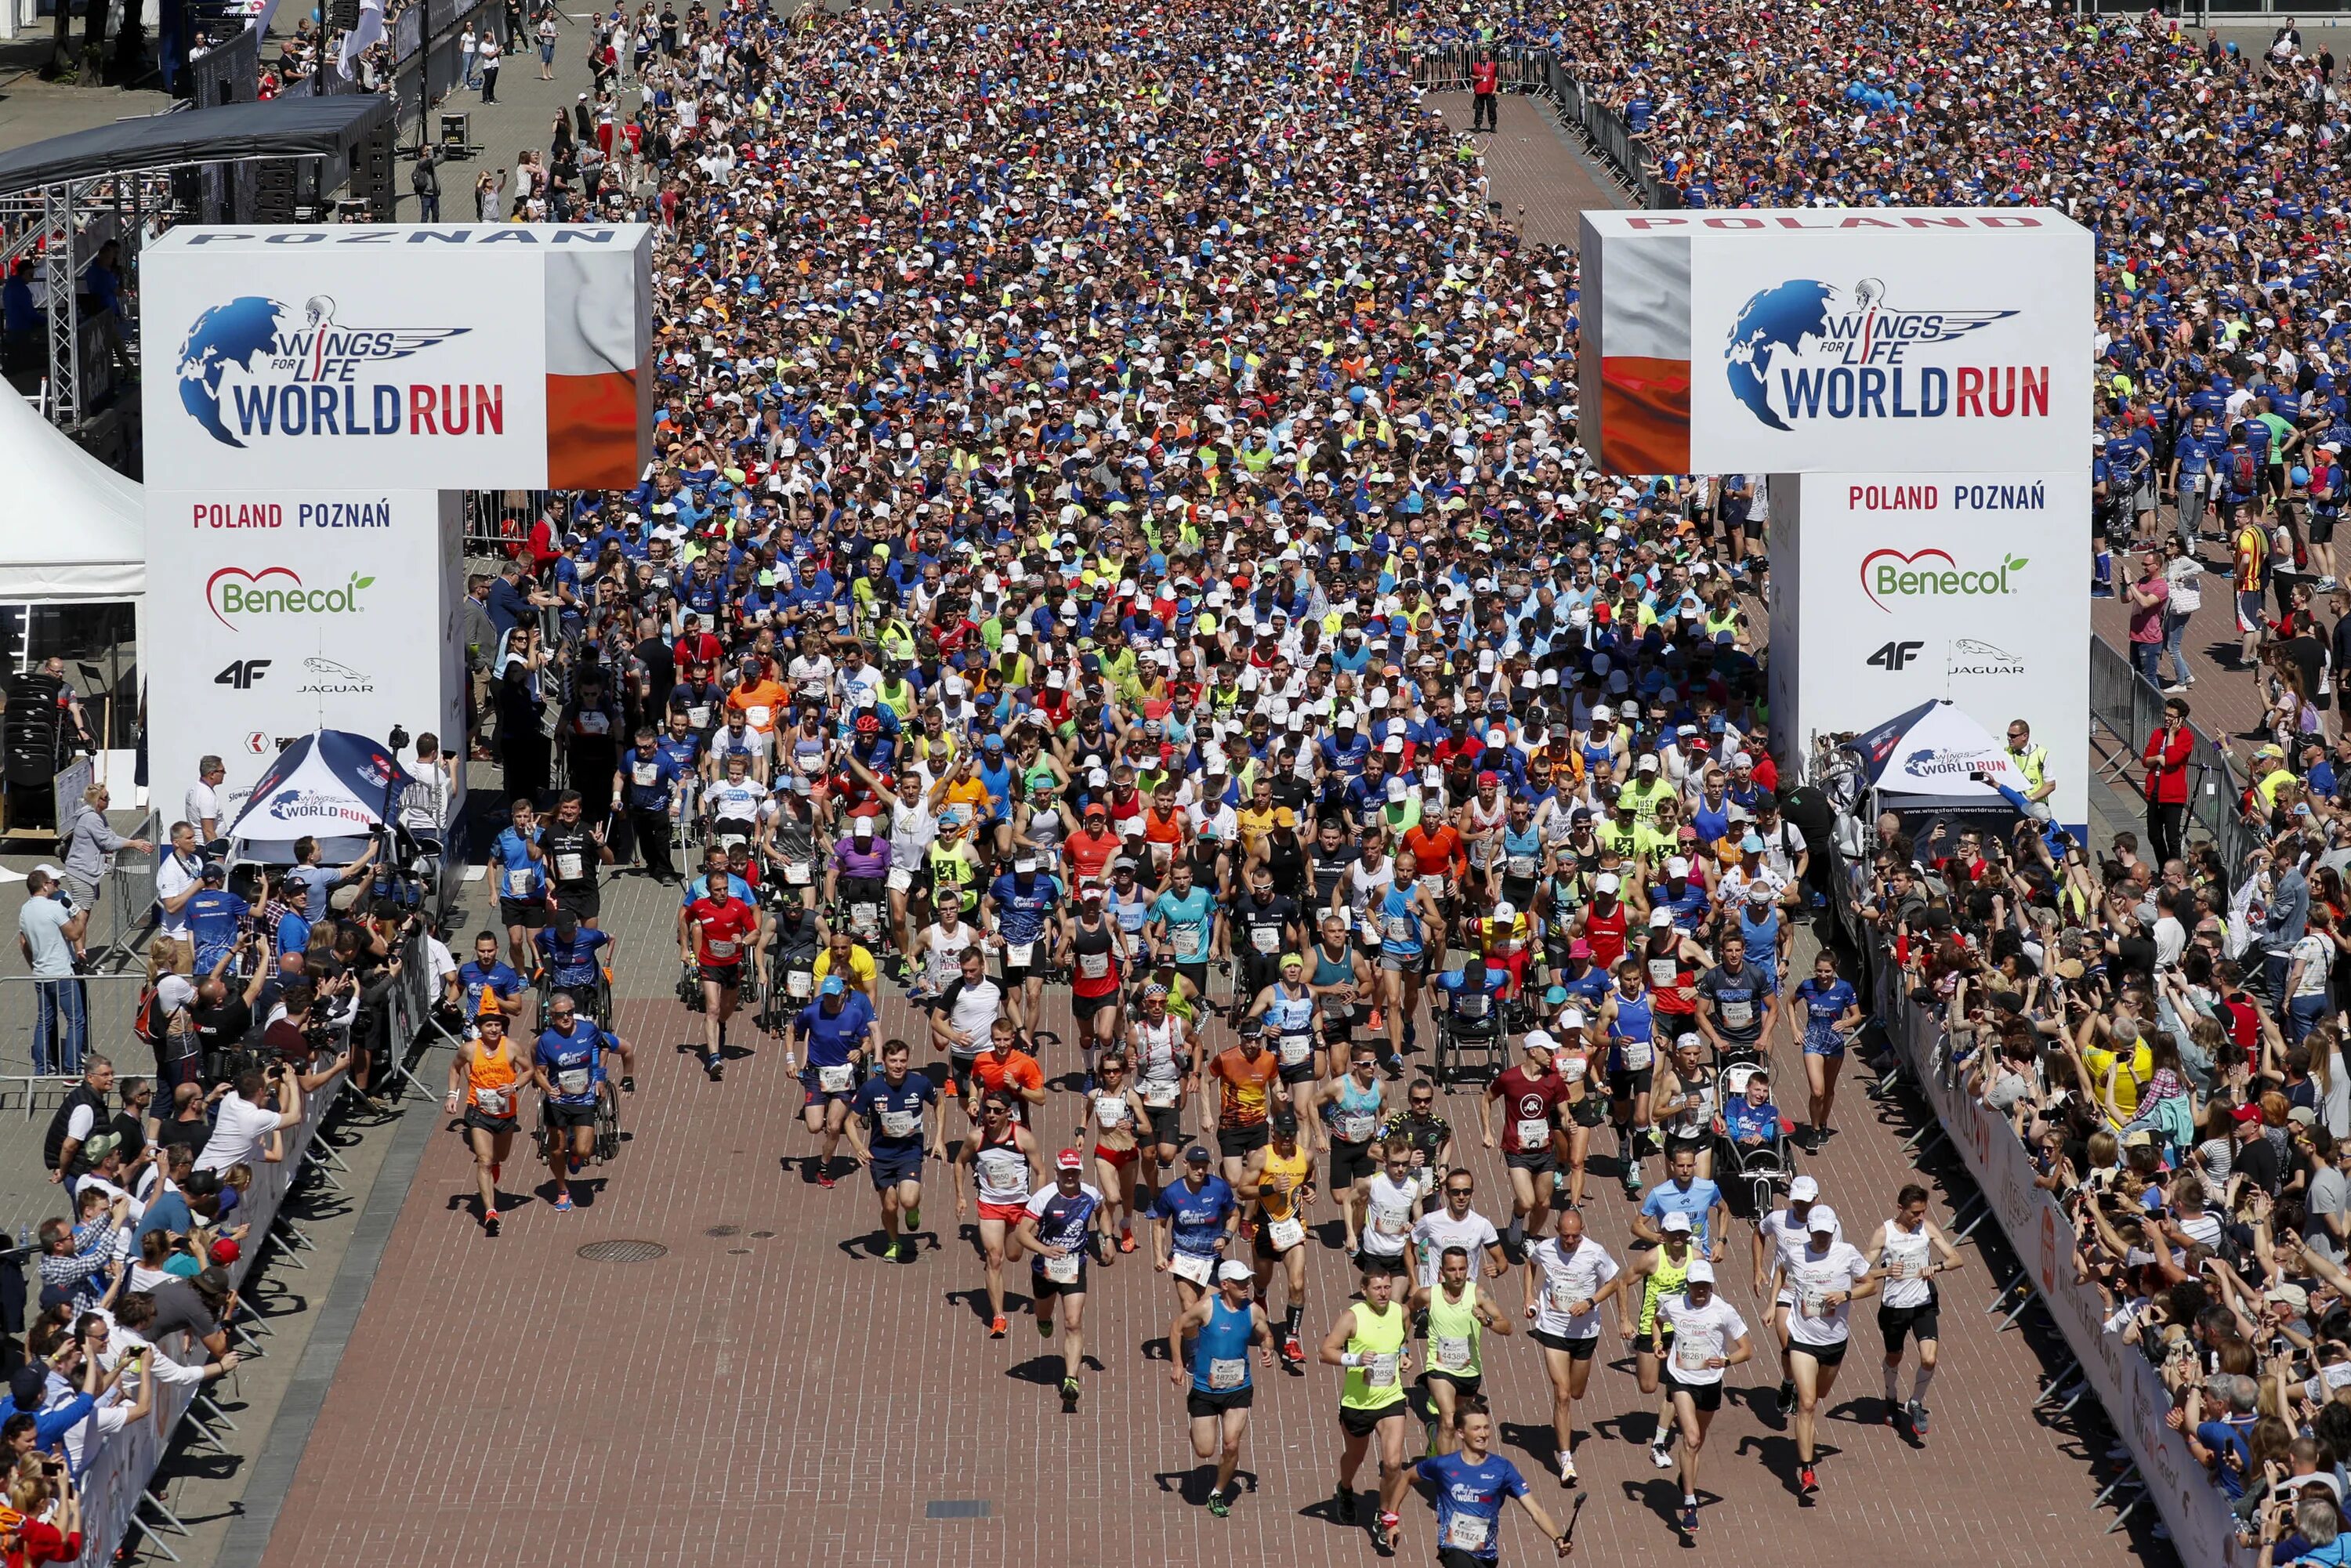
left=893, top=1238, right=916, bottom=1263
left=1798, top=1464, right=1819, bottom=1500
left=1375, top=1512, right=1400, bottom=1551
left=1118, top=1230, right=1137, bottom=1254
left=553, top=1192, right=574, bottom=1213
left=1332, top=1487, right=1357, bottom=1526
left=483, top=1208, right=499, bottom=1237
left=1038, top=1312, right=1054, bottom=1338
left=1558, top=1450, right=1577, bottom=1484
left=1681, top=1501, right=1700, bottom=1536
left=1061, top=1377, right=1081, bottom=1408
left=1650, top=1439, right=1676, bottom=1471
left=1282, top=1334, right=1304, bottom=1364
left=817, top=1171, right=837, bottom=1189
left=569, top=1155, right=584, bottom=1176
left=906, top=1205, right=921, bottom=1230
left=489, top=1161, right=502, bottom=1182
left=1777, top=1379, right=1797, bottom=1417
left=1207, top=1487, right=1230, bottom=1518
left=989, top=1314, right=1008, bottom=1338
left=621, top=1076, right=636, bottom=1094
left=705, top=1057, right=724, bottom=1081
left=1908, top=1400, right=1930, bottom=1438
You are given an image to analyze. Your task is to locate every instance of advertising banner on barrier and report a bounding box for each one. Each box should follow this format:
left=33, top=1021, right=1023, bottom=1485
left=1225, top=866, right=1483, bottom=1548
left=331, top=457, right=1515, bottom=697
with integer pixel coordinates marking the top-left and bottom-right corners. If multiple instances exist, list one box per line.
left=143, top=490, right=467, bottom=841
left=1872, top=957, right=2244, bottom=1566
left=1578, top=209, right=2093, bottom=476
left=141, top=225, right=654, bottom=491
left=1766, top=469, right=2088, bottom=835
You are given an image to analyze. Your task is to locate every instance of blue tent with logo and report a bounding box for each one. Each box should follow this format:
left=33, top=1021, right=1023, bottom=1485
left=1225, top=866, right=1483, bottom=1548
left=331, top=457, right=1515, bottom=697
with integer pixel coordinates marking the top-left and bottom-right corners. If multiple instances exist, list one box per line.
left=1846, top=698, right=2027, bottom=814
left=224, top=729, right=414, bottom=864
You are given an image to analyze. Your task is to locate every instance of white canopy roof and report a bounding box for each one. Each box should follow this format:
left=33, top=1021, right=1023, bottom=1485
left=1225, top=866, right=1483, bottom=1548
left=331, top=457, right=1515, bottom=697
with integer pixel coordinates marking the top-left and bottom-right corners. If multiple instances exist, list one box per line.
left=0, top=392, right=142, bottom=601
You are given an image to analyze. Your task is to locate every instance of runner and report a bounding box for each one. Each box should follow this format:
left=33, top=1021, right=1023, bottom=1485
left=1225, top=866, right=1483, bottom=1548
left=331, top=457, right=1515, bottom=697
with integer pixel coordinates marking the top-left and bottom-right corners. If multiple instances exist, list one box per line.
left=952, top=1092, right=1044, bottom=1338
left=1306, top=912, right=1376, bottom=1146
left=1375, top=849, right=1447, bottom=1066
left=927, top=947, right=1004, bottom=1146
left=1360, top=1142, right=1422, bottom=1280
left=679, top=870, right=763, bottom=1081
left=1322, top=1262, right=1415, bottom=1551
left=1129, top=983, right=1197, bottom=1207
left=984, top=854, right=1063, bottom=1034
left=1248, top=1110, right=1315, bottom=1366
left=1522, top=1208, right=1627, bottom=1484
left=792, top=975, right=878, bottom=1186
left=530, top=992, right=622, bottom=1215
left=532, top=909, right=631, bottom=1089
left=1207, top=1016, right=1284, bottom=1191
left=1168, top=1260, right=1275, bottom=1518
left=1547, top=1011, right=1603, bottom=1210
left=1324, top=1047, right=1388, bottom=1253
left=491, top=798, right=548, bottom=975
left=1065, top=887, right=1128, bottom=1082
left=1015, top=1150, right=1104, bottom=1410
left=1654, top=1260, right=1755, bottom=1539
left=1694, top=930, right=1777, bottom=1066
left=444, top=1010, right=521, bottom=1236
left=1412, top=1401, right=1575, bottom=1562
left=1482, top=1034, right=1570, bottom=1256
left=1410, top=1247, right=1514, bottom=1456
left=1623, top=1212, right=1701, bottom=1472
left=1597, top=959, right=1660, bottom=1200
left=1756, top=1175, right=1837, bottom=1418
left=844, top=1038, right=936, bottom=1262
left=1249, top=951, right=1326, bottom=1141
left=1081, top=1052, right=1150, bottom=1255
left=1862, top=1184, right=1964, bottom=1442
left=1632, top=1146, right=1730, bottom=1261
left=1781, top=1205, right=1877, bottom=1500
left=1654, top=1037, right=1719, bottom=1182
left=1154, top=1145, right=1240, bottom=1345
left=1789, top=953, right=1863, bottom=1152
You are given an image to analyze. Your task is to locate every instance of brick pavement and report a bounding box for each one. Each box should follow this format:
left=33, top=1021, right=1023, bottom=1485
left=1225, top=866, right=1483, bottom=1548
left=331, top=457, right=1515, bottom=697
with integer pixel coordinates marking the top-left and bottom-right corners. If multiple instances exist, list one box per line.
left=1422, top=90, right=1625, bottom=244
left=253, top=856, right=2148, bottom=1568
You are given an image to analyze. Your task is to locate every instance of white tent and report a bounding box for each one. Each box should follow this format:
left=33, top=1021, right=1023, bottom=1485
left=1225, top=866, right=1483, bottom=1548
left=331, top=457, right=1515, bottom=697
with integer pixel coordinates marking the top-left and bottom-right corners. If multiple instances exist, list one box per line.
left=0, top=391, right=140, bottom=600
left=1846, top=698, right=2027, bottom=813
left=225, top=730, right=414, bottom=864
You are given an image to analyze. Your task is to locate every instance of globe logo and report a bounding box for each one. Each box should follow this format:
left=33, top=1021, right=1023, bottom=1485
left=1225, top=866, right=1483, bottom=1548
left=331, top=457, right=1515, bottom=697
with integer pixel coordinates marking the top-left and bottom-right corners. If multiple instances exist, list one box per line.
left=176, top=296, right=289, bottom=450
left=1722, top=279, right=1836, bottom=433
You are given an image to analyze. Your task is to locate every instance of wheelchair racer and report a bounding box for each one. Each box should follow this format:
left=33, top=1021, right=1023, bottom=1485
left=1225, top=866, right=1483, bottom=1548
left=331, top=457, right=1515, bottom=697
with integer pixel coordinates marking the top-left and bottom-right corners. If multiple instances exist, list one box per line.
left=533, top=907, right=632, bottom=1092
left=531, top=992, right=628, bottom=1213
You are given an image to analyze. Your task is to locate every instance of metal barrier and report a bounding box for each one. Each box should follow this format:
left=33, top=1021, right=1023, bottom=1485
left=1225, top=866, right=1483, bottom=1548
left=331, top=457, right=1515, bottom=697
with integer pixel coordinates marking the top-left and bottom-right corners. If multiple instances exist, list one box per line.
left=96, top=809, right=159, bottom=967
left=2086, top=632, right=2262, bottom=872
left=0, top=972, right=145, bottom=1106
left=462, top=488, right=547, bottom=559
left=1406, top=46, right=1684, bottom=211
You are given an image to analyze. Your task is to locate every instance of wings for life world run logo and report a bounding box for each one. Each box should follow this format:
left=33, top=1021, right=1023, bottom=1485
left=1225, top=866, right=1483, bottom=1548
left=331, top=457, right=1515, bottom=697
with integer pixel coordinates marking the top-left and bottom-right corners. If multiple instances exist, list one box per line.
left=1723, top=277, right=2041, bottom=429
left=174, top=295, right=499, bottom=447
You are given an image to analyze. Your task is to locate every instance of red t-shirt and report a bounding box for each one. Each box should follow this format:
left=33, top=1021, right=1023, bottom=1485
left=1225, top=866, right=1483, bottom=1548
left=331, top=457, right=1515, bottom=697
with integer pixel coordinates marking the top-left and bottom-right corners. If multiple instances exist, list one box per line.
left=1471, top=60, right=1498, bottom=92
left=685, top=896, right=759, bottom=966
left=1490, top=1066, right=1567, bottom=1154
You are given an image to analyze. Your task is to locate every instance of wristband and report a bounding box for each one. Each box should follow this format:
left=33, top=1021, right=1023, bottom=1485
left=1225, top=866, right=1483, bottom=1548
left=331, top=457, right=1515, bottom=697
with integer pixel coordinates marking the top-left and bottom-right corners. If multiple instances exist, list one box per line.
left=1341, top=1352, right=1363, bottom=1368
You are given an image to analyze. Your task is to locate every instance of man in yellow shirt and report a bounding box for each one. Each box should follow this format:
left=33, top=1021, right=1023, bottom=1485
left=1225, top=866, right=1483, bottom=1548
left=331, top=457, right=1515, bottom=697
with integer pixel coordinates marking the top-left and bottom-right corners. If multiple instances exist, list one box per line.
left=810, top=926, right=878, bottom=1001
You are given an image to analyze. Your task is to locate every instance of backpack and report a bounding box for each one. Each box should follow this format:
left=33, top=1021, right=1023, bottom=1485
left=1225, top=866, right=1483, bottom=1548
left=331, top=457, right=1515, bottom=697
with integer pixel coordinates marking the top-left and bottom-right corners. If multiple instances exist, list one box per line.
left=2232, top=449, right=2259, bottom=495
left=132, top=985, right=167, bottom=1049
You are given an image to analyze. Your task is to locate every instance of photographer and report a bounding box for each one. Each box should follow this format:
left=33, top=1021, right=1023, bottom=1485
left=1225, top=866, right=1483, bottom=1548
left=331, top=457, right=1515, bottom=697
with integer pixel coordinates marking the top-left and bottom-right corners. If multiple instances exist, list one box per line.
left=194, top=1062, right=316, bottom=1174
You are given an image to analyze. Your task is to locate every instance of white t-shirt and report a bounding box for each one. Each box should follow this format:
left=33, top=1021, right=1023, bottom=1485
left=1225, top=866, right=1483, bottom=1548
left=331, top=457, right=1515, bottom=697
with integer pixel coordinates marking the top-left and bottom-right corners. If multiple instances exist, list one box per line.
left=1361, top=1171, right=1418, bottom=1258
left=1784, top=1241, right=1872, bottom=1346
left=195, top=1094, right=283, bottom=1172
left=1411, top=1208, right=1502, bottom=1290
left=1530, top=1234, right=1620, bottom=1339
left=155, top=852, right=201, bottom=939
left=1759, top=1205, right=1841, bottom=1305
left=184, top=782, right=221, bottom=833
left=1657, top=1292, right=1749, bottom=1385
left=941, top=974, right=1001, bottom=1048
left=924, top=922, right=977, bottom=989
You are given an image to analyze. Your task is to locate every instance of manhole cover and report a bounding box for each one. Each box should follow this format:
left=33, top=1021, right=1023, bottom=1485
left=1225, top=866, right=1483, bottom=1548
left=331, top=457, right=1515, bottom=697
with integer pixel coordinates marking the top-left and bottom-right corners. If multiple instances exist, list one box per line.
left=577, top=1240, right=668, bottom=1263
left=705, top=1225, right=741, bottom=1237
left=924, top=1500, right=991, bottom=1520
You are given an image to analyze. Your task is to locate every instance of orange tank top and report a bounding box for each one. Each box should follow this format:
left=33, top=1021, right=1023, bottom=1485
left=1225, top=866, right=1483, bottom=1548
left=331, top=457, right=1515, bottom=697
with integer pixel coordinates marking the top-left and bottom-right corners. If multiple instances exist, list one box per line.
left=468, top=1037, right=521, bottom=1115
left=1143, top=806, right=1183, bottom=846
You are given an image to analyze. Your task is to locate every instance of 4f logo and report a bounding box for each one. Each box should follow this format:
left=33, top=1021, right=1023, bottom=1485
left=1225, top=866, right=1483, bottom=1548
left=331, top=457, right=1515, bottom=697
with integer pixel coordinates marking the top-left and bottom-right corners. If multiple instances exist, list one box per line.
left=214, top=659, right=272, bottom=690
left=1866, top=641, right=1925, bottom=672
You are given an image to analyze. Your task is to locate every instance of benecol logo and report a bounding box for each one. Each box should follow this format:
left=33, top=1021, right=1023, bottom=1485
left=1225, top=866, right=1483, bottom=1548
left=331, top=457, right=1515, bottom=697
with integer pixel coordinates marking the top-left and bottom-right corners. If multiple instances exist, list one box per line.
left=174, top=295, right=495, bottom=450
left=1724, top=277, right=2040, bottom=429
left=206, top=567, right=375, bottom=631
left=1860, top=547, right=2027, bottom=613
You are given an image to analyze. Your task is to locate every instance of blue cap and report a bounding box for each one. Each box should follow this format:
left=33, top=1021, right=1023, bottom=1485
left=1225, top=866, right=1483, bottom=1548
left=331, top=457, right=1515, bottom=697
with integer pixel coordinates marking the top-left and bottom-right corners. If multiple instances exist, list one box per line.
left=819, top=975, right=845, bottom=997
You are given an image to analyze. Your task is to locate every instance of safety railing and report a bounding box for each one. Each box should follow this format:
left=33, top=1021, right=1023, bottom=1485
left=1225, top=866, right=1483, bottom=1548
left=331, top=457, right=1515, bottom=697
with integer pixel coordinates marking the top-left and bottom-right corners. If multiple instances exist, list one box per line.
left=95, top=808, right=160, bottom=969
left=2085, top=632, right=2262, bottom=874
left=0, top=972, right=147, bottom=1113
left=1406, top=45, right=1683, bottom=211
left=462, top=488, right=548, bottom=559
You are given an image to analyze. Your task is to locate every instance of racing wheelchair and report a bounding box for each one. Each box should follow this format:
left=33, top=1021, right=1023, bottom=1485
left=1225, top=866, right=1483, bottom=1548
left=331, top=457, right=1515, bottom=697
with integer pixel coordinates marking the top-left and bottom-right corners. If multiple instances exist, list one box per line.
left=1712, top=1061, right=1795, bottom=1217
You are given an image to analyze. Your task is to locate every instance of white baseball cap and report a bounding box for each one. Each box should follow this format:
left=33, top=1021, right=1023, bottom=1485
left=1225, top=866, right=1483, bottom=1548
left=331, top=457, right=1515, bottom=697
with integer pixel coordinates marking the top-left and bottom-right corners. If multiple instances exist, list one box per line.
left=1807, top=1205, right=1840, bottom=1234
left=1686, top=1259, right=1716, bottom=1284
left=1789, top=1175, right=1820, bottom=1200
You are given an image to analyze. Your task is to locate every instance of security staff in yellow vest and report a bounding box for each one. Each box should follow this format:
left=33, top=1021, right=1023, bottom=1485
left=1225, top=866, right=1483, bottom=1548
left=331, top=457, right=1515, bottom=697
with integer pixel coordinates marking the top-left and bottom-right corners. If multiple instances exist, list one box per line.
left=2005, top=719, right=2054, bottom=819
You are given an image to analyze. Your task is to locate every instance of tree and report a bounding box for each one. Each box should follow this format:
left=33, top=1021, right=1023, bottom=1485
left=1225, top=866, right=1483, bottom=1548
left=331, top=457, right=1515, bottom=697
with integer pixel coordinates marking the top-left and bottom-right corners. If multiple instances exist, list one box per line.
left=80, top=0, right=112, bottom=86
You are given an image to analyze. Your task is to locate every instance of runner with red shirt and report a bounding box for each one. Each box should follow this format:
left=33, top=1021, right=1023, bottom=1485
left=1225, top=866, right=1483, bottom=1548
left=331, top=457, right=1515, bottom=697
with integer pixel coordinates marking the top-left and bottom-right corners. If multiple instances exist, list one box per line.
left=681, top=886, right=763, bottom=1081
left=1482, top=1034, right=1572, bottom=1255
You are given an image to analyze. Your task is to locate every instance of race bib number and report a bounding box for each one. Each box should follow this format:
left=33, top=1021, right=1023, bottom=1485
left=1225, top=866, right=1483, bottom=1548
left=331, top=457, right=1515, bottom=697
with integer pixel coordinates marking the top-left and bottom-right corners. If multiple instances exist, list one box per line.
left=1382, top=914, right=1412, bottom=943
left=505, top=868, right=534, bottom=897
left=578, top=711, right=610, bottom=735
left=1079, top=952, right=1110, bottom=980
left=786, top=969, right=813, bottom=998
left=1170, top=1251, right=1215, bottom=1285
left=886, top=867, right=913, bottom=893
left=1339, top=1113, right=1375, bottom=1143
left=745, top=704, right=772, bottom=729
left=1893, top=1256, right=1922, bottom=1280
left=1042, top=1251, right=1081, bottom=1284
left=1546, top=1282, right=1585, bottom=1316
left=1093, top=1093, right=1129, bottom=1127
left=1458, top=991, right=1487, bottom=1019
left=556, top=852, right=585, bottom=882
left=1516, top=1117, right=1551, bottom=1149
left=1800, top=1291, right=1829, bottom=1319
left=1649, top=958, right=1678, bottom=987
left=705, top=938, right=739, bottom=961
left=1144, top=1080, right=1181, bottom=1108
left=1208, top=1356, right=1247, bottom=1391
left=1620, top=1040, right=1653, bottom=1070
left=632, top=763, right=661, bottom=787
left=557, top=1068, right=591, bottom=1095
left=1676, top=1342, right=1715, bottom=1372
left=1268, top=1215, right=1305, bottom=1252
left=687, top=704, right=712, bottom=727
left=1443, top=1512, right=1491, bottom=1552
left=1434, top=1334, right=1473, bottom=1371
left=878, top=1109, right=919, bottom=1139
left=1364, top=1350, right=1401, bottom=1387
left=1559, top=1055, right=1587, bottom=1083
left=1005, top=942, right=1034, bottom=966
left=1417, top=874, right=1446, bottom=900
left=1372, top=1204, right=1409, bottom=1237
left=474, top=1088, right=510, bottom=1117
left=1720, top=1000, right=1753, bottom=1029
left=782, top=861, right=811, bottom=885
left=1251, top=925, right=1280, bottom=954
left=1507, top=853, right=1538, bottom=878
left=1279, top=1035, right=1313, bottom=1067
left=817, top=1063, right=854, bottom=1092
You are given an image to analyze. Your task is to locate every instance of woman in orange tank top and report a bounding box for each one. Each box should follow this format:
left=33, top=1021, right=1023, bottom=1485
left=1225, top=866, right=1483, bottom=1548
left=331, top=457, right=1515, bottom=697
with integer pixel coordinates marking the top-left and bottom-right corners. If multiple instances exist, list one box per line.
left=446, top=1014, right=523, bottom=1236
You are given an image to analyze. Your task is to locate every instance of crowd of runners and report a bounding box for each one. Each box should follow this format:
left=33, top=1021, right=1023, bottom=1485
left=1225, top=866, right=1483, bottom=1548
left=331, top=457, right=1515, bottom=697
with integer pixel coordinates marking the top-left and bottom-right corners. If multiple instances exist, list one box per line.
left=392, top=0, right=2043, bottom=1554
